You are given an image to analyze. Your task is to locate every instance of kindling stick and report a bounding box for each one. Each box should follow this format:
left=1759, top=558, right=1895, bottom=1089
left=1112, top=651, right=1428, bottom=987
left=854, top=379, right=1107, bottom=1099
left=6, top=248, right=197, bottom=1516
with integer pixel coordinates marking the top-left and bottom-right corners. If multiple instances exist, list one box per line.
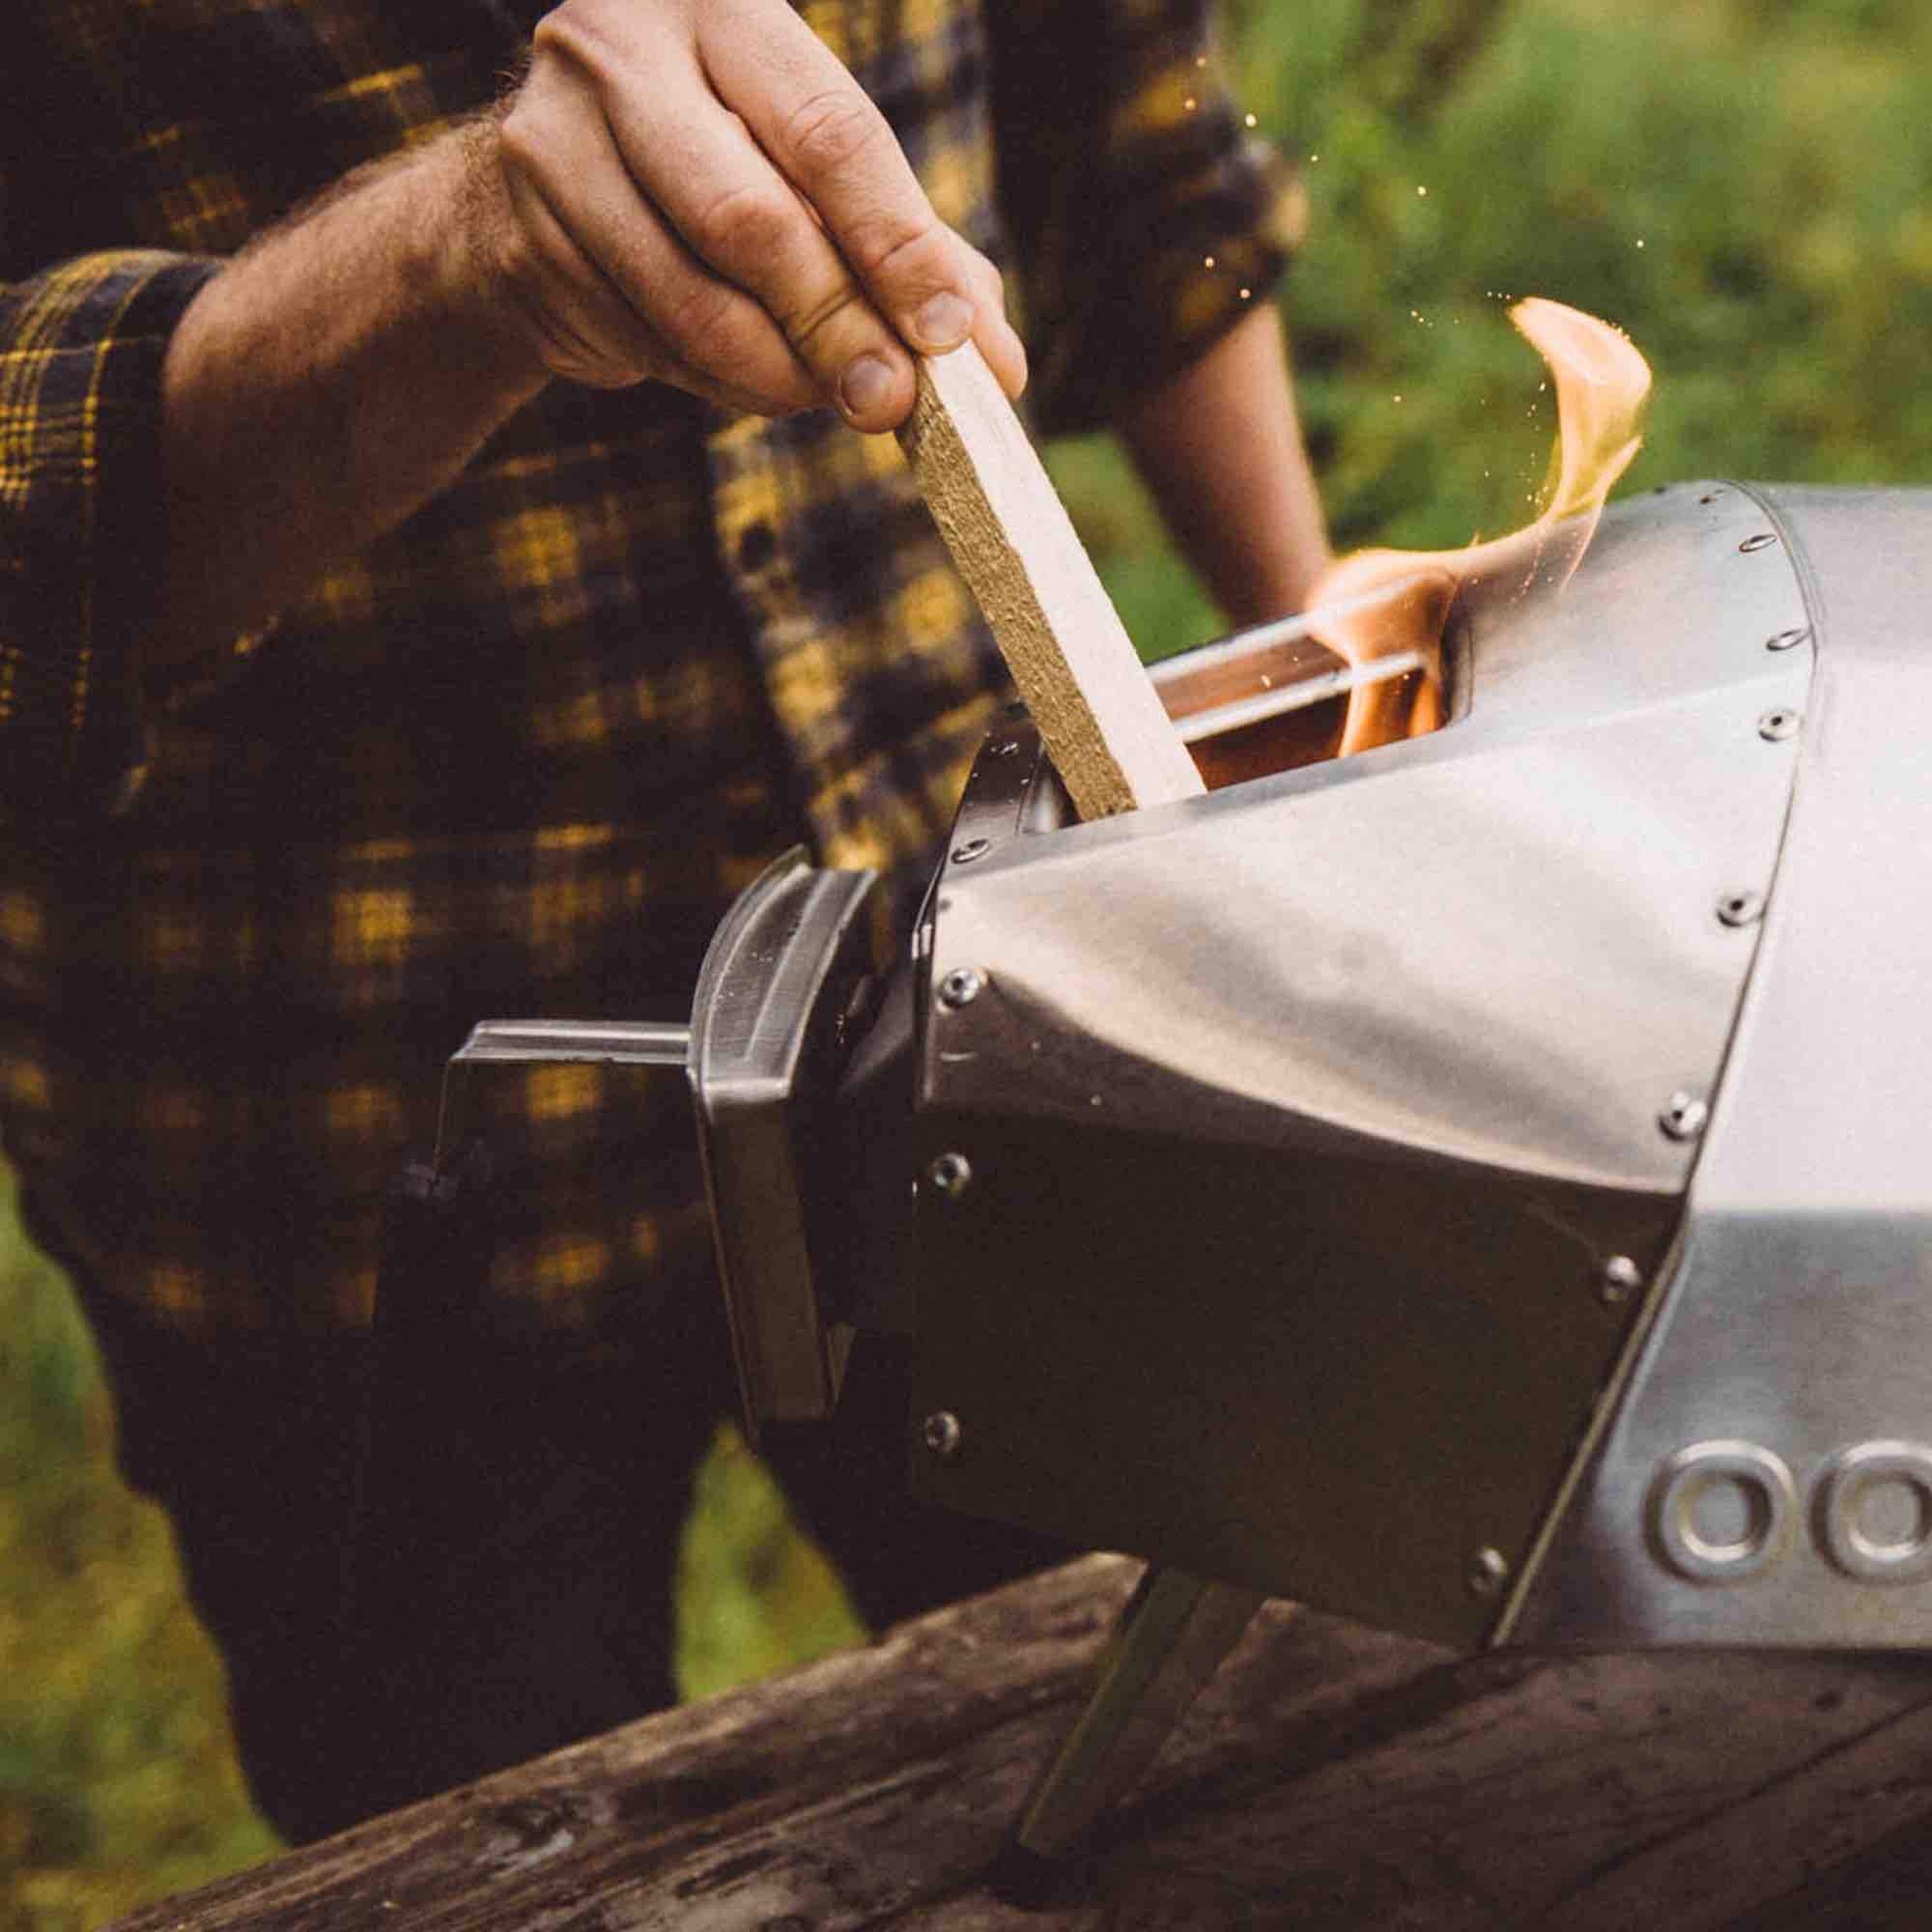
left=897, top=343, right=1208, bottom=820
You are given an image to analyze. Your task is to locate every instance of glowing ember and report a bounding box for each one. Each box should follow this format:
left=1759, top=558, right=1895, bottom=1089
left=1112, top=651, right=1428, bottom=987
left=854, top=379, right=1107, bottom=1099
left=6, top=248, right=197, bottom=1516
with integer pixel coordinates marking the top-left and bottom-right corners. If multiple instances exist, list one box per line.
left=1309, top=298, right=1652, bottom=756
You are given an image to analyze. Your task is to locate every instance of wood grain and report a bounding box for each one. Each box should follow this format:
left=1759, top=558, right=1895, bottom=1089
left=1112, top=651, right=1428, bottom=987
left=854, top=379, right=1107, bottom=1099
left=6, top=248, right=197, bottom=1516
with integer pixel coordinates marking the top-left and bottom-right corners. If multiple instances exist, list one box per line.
left=113, top=1556, right=1932, bottom=1932
left=897, top=345, right=1206, bottom=820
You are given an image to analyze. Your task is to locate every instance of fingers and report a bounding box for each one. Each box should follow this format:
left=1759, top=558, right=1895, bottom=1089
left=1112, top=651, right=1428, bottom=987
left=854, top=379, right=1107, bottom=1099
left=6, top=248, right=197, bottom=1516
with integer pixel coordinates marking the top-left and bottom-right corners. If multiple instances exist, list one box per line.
left=495, top=0, right=1027, bottom=427
left=699, top=5, right=962, bottom=346
left=600, top=77, right=921, bottom=427
left=509, top=11, right=822, bottom=410
left=697, top=2, right=1027, bottom=412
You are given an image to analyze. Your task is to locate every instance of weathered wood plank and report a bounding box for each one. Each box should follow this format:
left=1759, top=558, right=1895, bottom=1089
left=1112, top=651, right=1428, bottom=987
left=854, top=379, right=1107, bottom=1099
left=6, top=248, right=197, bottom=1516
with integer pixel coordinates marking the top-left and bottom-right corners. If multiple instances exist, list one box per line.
left=101, top=1557, right=1131, bottom=1932
left=897, top=344, right=1206, bottom=820
left=1729, top=1795, right=1932, bottom=1931
left=114, top=1556, right=1932, bottom=1931
left=904, top=1646, right=1932, bottom=1930
left=106, top=1560, right=1435, bottom=1932
left=1542, top=1671, right=1932, bottom=1931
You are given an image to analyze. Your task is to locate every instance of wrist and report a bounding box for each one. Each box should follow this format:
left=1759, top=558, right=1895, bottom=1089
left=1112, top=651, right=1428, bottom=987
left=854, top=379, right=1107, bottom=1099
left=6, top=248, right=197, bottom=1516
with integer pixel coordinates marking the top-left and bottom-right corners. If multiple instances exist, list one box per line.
left=419, top=116, right=555, bottom=404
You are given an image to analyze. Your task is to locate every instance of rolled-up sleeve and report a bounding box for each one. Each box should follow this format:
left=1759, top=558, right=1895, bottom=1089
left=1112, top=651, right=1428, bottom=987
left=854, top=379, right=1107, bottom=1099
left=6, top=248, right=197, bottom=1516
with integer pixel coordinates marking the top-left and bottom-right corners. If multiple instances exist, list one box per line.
left=0, top=250, right=221, bottom=817
left=987, top=0, right=1305, bottom=435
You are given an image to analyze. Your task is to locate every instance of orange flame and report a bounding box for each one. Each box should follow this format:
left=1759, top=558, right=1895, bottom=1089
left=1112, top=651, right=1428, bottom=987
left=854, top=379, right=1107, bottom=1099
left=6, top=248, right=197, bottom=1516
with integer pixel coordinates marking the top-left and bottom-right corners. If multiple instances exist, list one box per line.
left=1310, top=298, right=1653, bottom=756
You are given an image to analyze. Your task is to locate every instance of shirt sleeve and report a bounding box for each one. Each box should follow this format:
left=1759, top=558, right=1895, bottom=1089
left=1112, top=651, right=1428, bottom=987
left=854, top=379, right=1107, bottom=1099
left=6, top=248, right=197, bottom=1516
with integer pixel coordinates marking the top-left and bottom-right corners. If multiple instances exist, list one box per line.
left=0, top=250, right=222, bottom=818
left=985, top=0, right=1306, bottom=436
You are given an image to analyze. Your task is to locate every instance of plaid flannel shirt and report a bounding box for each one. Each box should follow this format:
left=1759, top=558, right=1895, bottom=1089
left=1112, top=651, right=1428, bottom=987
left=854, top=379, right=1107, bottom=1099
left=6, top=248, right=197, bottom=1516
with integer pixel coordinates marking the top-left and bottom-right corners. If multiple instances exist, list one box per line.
left=0, top=0, right=1299, bottom=1341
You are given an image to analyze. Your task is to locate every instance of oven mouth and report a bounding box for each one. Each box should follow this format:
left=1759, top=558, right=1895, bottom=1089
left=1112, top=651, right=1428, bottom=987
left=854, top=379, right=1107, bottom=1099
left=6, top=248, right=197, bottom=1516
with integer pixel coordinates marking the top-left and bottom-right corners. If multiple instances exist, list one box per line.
left=1151, top=592, right=1471, bottom=789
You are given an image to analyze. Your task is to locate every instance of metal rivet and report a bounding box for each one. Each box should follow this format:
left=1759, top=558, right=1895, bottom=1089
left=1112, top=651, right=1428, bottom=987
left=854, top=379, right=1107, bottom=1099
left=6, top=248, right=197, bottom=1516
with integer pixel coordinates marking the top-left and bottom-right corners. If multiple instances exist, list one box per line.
left=923, top=1410, right=963, bottom=1460
left=927, top=1151, right=973, bottom=1198
left=1660, top=1091, right=1709, bottom=1143
left=1758, top=707, right=1801, bottom=742
left=939, top=966, right=985, bottom=1009
left=1599, top=1255, right=1642, bottom=1307
left=1717, top=890, right=1765, bottom=928
left=1467, top=1548, right=1509, bottom=1598
left=1740, top=532, right=1778, bottom=554
left=951, top=837, right=991, bottom=865
left=1766, top=627, right=1810, bottom=652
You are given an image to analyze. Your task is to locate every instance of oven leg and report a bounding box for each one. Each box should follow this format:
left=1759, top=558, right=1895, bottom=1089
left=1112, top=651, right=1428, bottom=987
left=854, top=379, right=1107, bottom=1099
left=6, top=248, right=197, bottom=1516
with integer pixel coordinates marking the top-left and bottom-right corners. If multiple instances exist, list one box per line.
left=1015, top=1566, right=1265, bottom=1860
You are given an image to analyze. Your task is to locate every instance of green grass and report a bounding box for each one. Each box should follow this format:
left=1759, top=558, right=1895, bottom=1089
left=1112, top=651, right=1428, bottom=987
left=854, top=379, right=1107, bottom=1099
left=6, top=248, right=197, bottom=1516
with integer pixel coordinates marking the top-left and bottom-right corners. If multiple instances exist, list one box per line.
left=11, top=0, right=1932, bottom=1918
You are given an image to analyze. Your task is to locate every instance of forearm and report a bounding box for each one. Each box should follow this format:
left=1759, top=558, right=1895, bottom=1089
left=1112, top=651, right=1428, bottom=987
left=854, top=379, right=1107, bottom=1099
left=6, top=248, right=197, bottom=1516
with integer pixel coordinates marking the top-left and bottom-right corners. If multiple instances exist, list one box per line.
left=1117, top=304, right=1330, bottom=628
left=155, top=0, right=1028, bottom=670
left=156, top=125, right=548, bottom=666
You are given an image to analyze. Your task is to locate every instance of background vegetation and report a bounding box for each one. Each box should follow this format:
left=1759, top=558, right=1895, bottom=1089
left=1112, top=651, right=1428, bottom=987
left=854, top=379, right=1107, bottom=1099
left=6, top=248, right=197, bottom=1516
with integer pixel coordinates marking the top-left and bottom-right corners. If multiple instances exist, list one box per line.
left=1060, top=0, right=1932, bottom=658
left=7, top=0, right=1932, bottom=1921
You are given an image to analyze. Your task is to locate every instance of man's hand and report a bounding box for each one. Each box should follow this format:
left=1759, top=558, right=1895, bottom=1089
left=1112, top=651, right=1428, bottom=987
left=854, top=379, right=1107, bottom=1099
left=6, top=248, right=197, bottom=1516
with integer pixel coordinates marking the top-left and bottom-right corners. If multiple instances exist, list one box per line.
left=477, top=0, right=1027, bottom=429
left=156, top=0, right=1029, bottom=663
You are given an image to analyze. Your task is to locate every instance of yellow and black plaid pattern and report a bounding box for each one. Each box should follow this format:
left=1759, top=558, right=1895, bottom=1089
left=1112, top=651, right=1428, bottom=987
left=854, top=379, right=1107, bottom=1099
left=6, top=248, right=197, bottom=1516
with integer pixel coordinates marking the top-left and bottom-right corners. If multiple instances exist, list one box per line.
left=1, top=0, right=1296, bottom=1339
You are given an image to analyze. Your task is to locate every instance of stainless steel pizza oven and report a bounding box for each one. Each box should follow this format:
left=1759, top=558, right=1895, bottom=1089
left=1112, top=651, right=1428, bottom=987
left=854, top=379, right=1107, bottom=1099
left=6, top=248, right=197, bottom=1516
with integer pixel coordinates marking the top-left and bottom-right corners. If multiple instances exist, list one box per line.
left=429, top=477, right=1932, bottom=1856
left=906, top=480, right=1932, bottom=1655
left=440, top=477, right=1932, bottom=1663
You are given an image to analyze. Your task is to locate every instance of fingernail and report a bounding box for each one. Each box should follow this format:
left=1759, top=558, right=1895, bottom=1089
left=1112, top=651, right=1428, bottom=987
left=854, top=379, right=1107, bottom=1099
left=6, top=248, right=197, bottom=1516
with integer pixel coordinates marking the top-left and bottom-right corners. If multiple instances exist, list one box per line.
left=839, top=355, right=896, bottom=419
left=914, top=292, right=974, bottom=350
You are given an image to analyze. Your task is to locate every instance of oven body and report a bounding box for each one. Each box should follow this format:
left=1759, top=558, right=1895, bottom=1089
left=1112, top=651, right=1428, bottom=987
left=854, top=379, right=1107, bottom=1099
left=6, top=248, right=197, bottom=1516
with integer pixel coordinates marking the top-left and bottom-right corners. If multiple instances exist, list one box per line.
left=908, top=481, right=1932, bottom=1650
left=436, top=481, right=1932, bottom=1656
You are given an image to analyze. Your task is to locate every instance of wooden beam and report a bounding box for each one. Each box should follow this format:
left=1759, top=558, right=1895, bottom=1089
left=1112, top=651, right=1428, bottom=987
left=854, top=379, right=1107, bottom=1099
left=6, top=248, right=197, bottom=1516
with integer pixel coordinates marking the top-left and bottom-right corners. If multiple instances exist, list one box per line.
left=115, top=1557, right=1932, bottom=1931
left=897, top=343, right=1207, bottom=820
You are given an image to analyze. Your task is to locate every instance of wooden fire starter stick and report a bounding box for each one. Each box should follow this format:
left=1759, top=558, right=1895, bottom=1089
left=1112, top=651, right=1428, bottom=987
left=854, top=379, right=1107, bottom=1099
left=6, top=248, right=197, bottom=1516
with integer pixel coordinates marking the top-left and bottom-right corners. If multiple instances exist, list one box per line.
left=897, top=343, right=1208, bottom=820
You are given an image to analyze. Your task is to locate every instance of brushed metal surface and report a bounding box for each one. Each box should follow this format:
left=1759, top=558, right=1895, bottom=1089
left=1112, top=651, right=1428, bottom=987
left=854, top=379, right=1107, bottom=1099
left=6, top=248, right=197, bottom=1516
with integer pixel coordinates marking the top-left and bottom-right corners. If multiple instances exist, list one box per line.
left=1511, top=486, right=1932, bottom=1648
left=913, top=485, right=1810, bottom=1642
left=434, top=1016, right=692, bottom=1196
left=442, top=1018, right=691, bottom=1068
left=1017, top=1568, right=1264, bottom=1859
left=921, top=486, right=1807, bottom=1188
left=690, top=850, right=879, bottom=1428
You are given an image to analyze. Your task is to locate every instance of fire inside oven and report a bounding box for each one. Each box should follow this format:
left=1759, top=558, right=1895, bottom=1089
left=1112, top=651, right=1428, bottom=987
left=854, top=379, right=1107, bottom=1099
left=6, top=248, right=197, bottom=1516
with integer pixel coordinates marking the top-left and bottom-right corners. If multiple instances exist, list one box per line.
left=1151, top=597, right=1465, bottom=789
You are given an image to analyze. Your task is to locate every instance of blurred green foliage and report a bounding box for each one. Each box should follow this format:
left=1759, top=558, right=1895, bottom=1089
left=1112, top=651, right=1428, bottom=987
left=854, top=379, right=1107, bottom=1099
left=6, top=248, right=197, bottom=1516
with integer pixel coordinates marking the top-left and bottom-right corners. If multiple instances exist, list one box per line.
left=1059, top=0, right=1932, bottom=661
left=672, top=1425, right=867, bottom=1702
left=1261, top=0, right=1932, bottom=554
left=9, top=0, right=1932, bottom=1922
